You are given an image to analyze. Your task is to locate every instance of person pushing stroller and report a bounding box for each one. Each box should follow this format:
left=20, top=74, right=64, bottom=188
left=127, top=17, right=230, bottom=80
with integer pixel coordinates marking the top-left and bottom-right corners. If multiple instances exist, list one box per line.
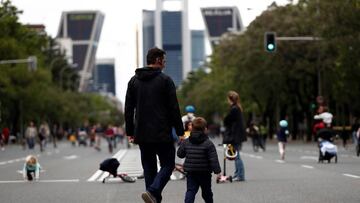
left=315, top=112, right=338, bottom=163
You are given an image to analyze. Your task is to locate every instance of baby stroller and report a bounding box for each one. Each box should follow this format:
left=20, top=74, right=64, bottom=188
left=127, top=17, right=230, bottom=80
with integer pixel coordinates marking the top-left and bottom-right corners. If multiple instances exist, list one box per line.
left=318, top=140, right=338, bottom=163
left=78, top=130, right=87, bottom=146
left=99, top=158, right=136, bottom=183
left=317, top=128, right=338, bottom=163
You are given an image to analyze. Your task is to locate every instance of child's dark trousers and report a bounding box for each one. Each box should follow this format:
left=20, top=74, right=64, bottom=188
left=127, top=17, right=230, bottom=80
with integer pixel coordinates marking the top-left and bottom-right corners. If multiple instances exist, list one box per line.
left=185, top=172, right=213, bottom=203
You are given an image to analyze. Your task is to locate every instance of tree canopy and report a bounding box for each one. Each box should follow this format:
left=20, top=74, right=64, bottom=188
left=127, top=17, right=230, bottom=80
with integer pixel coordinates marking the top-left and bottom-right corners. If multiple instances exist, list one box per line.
left=179, top=0, right=360, bottom=138
left=0, top=0, right=123, bottom=135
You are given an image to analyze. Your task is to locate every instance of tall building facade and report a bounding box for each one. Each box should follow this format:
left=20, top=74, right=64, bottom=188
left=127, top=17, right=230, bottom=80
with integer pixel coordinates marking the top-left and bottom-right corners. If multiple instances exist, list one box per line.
left=57, top=11, right=105, bottom=92
left=142, top=0, right=190, bottom=87
left=201, top=7, right=243, bottom=47
left=191, top=30, right=205, bottom=70
left=94, top=59, right=116, bottom=96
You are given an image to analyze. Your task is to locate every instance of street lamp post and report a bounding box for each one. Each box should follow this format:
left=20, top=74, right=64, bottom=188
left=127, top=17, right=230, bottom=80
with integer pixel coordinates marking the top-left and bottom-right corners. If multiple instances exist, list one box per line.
left=0, top=56, right=37, bottom=71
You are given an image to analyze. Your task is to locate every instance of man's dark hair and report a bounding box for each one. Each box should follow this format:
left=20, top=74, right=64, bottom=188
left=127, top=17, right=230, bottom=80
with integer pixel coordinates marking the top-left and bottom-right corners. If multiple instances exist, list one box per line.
left=147, top=47, right=166, bottom=65
left=192, top=117, right=207, bottom=132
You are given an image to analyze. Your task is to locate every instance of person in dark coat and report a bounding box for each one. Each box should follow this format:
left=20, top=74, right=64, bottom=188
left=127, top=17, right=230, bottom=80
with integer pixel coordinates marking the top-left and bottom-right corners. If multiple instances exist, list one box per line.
left=177, top=117, right=221, bottom=203
left=125, top=47, right=184, bottom=203
left=223, top=90, right=247, bottom=181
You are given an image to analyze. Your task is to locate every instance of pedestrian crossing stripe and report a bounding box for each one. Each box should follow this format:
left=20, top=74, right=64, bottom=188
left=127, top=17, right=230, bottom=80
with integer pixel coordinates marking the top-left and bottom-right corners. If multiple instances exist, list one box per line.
left=87, top=149, right=128, bottom=182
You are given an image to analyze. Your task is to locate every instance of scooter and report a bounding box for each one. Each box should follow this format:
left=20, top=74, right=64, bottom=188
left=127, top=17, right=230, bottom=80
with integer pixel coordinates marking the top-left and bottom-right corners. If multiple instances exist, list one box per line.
left=216, top=144, right=235, bottom=183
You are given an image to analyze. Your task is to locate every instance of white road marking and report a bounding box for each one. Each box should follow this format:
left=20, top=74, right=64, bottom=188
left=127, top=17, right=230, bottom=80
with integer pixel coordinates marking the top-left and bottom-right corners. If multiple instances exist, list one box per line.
left=241, top=152, right=263, bottom=159
left=87, top=169, right=104, bottom=182
left=40, top=179, right=79, bottom=183
left=300, top=156, right=318, bottom=160
left=275, top=160, right=285, bottom=163
left=98, top=172, right=111, bottom=181
left=301, top=165, right=314, bottom=169
left=0, top=180, right=24, bottom=183
left=0, top=179, right=79, bottom=183
left=64, top=155, right=78, bottom=160
left=87, top=149, right=128, bottom=182
left=343, top=174, right=360, bottom=179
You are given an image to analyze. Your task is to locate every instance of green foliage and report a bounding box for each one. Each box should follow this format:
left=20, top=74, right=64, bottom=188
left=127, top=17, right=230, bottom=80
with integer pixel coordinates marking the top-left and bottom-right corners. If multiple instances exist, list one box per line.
left=0, top=0, right=123, bottom=133
left=179, top=0, right=360, bottom=131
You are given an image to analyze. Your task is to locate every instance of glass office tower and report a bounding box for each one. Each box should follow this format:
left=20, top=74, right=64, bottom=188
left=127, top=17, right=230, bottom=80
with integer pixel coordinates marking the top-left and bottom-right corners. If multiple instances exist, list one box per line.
left=142, top=10, right=183, bottom=86
left=191, top=30, right=205, bottom=70
left=201, top=7, right=243, bottom=47
left=94, top=59, right=116, bottom=96
left=57, top=11, right=105, bottom=92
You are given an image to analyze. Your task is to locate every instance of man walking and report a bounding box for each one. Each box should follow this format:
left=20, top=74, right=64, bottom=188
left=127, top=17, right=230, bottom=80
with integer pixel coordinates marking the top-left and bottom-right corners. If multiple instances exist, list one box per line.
left=125, top=47, right=184, bottom=203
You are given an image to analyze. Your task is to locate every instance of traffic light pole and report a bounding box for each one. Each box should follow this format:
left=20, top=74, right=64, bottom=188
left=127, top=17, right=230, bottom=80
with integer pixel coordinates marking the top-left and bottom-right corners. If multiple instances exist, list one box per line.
left=276, top=36, right=321, bottom=41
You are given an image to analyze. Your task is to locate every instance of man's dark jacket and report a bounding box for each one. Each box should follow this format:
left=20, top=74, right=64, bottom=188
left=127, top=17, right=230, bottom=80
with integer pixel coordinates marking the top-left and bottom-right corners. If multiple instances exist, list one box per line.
left=177, top=131, right=221, bottom=174
left=125, top=67, right=184, bottom=144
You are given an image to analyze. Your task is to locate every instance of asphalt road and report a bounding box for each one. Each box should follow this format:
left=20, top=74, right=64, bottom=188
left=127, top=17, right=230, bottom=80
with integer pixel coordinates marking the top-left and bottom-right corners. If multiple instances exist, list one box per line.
left=0, top=137, right=359, bottom=203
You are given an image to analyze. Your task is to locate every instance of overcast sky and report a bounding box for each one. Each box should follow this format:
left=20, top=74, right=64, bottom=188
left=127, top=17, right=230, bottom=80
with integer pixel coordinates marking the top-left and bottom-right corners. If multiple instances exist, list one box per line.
left=12, top=0, right=291, bottom=104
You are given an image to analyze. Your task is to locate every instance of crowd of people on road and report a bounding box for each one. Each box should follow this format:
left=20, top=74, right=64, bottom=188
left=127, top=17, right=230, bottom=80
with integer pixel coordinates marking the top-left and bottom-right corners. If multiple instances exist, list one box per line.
left=1, top=47, right=359, bottom=202
left=0, top=120, right=126, bottom=154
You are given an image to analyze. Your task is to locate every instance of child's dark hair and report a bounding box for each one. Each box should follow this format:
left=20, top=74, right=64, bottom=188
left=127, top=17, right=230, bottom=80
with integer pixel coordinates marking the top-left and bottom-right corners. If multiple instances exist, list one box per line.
left=192, top=117, right=207, bottom=131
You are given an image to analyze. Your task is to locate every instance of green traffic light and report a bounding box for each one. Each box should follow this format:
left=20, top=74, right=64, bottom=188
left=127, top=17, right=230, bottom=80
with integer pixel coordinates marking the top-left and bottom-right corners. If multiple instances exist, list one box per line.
left=267, top=44, right=275, bottom=51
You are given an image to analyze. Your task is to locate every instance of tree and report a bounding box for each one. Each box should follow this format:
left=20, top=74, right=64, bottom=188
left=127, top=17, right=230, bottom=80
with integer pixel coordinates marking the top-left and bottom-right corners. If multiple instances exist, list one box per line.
left=178, top=0, right=360, bottom=139
left=0, top=1, right=124, bottom=136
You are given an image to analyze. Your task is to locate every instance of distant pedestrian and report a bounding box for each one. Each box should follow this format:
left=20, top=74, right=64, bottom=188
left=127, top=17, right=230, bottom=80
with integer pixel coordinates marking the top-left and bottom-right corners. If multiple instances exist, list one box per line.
left=125, top=47, right=184, bottom=203
left=277, top=120, right=289, bottom=160
left=25, top=121, right=37, bottom=150
left=94, top=123, right=103, bottom=151
left=259, top=122, right=268, bottom=150
left=182, top=105, right=196, bottom=128
left=1, top=127, right=10, bottom=144
left=177, top=117, right=221, bottom=203
left=23, top=155, right=41, bottom=181
left=351, top=118, right=359, bottom=145
left=105, top=124, right=114, bottom=153
left=246, top=121, right=265, bottom=152
left=0, top=130, right=5, bottom=151
left=51, top=124, right=58, bottom=148
left=39, top=121, right=50, bottom=151
left=223, top=90, right=247, bottom=181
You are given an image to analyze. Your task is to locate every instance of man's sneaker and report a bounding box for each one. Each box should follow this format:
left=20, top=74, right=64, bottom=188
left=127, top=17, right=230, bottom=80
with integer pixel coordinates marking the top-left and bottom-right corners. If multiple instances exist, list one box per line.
left=141, top=191, right=157, bottom=203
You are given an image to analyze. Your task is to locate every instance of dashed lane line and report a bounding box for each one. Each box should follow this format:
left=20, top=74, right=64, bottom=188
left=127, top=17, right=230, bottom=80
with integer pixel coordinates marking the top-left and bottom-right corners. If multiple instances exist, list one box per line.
left=300, top=156, right=318, bottom=160
left=343, top=174, right=360, bottom=179
left=0, top=179, right=80, bottom=184
left=301, top=165, right=314, bottom=169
